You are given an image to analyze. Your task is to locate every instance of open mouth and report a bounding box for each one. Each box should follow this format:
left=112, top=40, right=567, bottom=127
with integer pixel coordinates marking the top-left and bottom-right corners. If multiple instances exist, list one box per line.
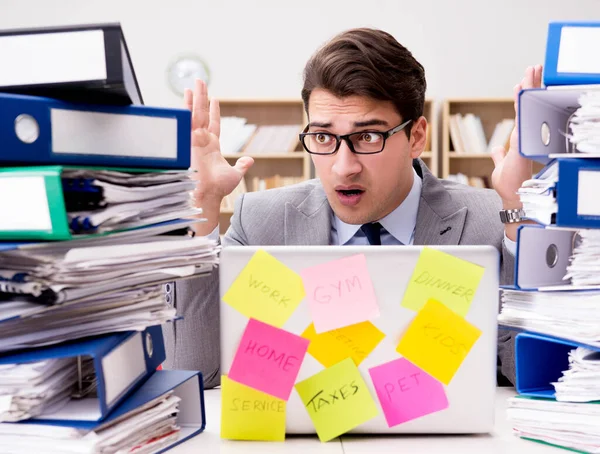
left=337, top=189, right=364, bottom=196
left=336, top=188, right=365, bottom=206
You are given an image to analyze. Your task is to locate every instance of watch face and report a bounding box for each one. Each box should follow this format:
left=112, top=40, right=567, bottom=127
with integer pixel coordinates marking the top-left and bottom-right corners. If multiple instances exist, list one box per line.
left=167, top=55, right=210, bottom=95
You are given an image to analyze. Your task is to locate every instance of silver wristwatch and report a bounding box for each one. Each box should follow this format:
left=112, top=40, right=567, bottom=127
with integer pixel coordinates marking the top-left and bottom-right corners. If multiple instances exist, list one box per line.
left=499, top=208, right=525, bottom=224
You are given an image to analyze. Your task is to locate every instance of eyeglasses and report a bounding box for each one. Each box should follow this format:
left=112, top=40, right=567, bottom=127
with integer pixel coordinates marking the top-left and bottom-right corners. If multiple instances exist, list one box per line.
left=299, top=119, right=412, bottom=155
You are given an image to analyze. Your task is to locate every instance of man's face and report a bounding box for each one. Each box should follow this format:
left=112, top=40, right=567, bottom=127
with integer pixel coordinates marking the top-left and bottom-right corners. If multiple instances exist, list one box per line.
left=307, top=88, right=427, bottom=225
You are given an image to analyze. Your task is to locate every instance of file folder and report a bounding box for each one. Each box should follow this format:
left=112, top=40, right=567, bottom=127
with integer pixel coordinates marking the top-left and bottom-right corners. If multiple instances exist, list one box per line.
left=0, top=166, right=198, bottom=241
left=0, top=325, right=165, bottom=423
left=514, top=332, right=600, bottom=398
left=523, top=158, right=600, bottom=229
left=0, top=92, right=191, bottom=169
left=512, top=224, right=576, bottom=290
left=17, top=370, right=206, bottom=453
left=518, top=86, right=600, bottom=164
left=0, top=22, right=143, bottom=105
left=544, top=21, right=600, bottom=87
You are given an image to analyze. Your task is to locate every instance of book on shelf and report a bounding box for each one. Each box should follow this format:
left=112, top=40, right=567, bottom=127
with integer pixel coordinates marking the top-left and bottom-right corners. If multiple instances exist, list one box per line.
left=220, top=117, right=303, bottom=155
left=449, top=113, right=513, bottom=154
left=446, top=173, right=490, bottom=188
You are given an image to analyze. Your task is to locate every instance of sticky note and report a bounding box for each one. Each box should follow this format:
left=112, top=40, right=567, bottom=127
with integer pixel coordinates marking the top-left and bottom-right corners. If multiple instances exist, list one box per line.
left=302, top=321, right=385, bottom=368
left=396, top=299, right=482, bottom=385
left=401, top=247, right=485, bottom=316
left=300, top=254, right=380, bottom=333
left=228, top=318, right=309, bottom=400
left=294, top=357, right=379, bottom=442
left=220, top=376, right=286, bottom=441
left=368, top=358, right=448, bottom=427
left=223, top=249, right=305, bottom=328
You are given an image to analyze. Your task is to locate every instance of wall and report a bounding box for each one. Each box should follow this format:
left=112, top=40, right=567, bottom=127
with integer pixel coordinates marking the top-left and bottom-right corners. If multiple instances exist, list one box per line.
left=0, top=0, right=597, bottom=107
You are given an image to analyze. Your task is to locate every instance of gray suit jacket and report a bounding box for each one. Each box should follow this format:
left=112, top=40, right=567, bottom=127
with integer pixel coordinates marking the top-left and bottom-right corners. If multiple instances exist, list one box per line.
left=163, top=160, right=517, bottom=388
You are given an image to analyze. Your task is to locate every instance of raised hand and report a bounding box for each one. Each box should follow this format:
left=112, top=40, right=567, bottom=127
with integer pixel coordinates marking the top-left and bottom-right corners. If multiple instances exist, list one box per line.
left=186, top=79, right=254, bottom=235
left=490, top=65, right=542, bottom=240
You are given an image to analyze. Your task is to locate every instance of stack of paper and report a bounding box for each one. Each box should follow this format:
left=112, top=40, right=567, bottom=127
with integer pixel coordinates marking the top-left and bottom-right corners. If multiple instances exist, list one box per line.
left=552, top=347, right=600, bottom=402
left=498, top=289, right=600, bottom=347
left=61, top=168, right=200, bottom=234
left=507, top=396, right=600, bottom=453
left=517, top=161, right=559, bottom=226
left=564, top=229, right=600, bottom=286
left=568, top=91, right=600, bottom=154
left=0, top=391, right=181, bottom=453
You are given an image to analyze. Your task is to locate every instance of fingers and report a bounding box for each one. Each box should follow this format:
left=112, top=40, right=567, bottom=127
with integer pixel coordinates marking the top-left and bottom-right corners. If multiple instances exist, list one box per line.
left=533, top=64, right=543, bottom=88
left=208, top=98, right=221, bottom=138
left=233, top=156, right=255, bottom=175
left=192, top=79, right=209, bottom=131
left=183, top=88, right=193, bottom=111
left=192, top=128, right=212, bottom=149
left=523, top=66, right=535, bottom=89
left=490, top=146, right=507, bottom=167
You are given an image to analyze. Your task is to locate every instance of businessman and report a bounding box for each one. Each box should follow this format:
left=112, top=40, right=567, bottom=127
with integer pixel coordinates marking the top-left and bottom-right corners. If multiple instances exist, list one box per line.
left=163, top=28, right=542, bottom=389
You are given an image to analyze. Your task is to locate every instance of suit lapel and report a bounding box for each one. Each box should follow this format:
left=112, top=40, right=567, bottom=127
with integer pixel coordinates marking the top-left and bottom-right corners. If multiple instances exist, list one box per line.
left=284, top=185, right=332, bottom=245
left=413, top=160, right=468, bottom=246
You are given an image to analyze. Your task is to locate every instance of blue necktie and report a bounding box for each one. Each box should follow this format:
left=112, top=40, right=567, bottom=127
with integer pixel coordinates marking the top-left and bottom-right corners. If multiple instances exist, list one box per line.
left=361, top=222, right=382, bottom=245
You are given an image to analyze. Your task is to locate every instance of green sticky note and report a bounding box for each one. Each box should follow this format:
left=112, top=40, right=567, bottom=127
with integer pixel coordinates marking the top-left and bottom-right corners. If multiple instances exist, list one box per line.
left=401, top=247, right=485, bottom=316
left=294, top=357, right=379, bottom=442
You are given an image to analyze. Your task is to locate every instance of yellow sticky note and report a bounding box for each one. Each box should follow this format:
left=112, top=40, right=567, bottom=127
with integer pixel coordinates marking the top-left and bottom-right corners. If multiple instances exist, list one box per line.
left=401, top=247, right=485, bottom=316
left=294, top=357, right=379, bottom=442
left=302, top=321, right=385, bottom=368
left=396, top=299, right=482, bottom=385
left=223, top=249, right=305, bottom=328
left=220, top=375, right=286, bottom=441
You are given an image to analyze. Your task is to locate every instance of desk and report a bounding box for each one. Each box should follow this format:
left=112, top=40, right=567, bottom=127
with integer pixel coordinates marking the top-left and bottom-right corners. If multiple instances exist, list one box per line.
left=171, top=387, right=558, bottom=454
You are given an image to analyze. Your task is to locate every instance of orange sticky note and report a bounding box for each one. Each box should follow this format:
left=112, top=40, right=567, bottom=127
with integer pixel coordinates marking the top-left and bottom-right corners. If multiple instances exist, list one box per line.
left=396, top=299, right=481, bottom=385
left=220, top=376, right=286, bottom=441
left=302, top=321, right=385, bottom=368
left=222, top=249, right=305, bottom=328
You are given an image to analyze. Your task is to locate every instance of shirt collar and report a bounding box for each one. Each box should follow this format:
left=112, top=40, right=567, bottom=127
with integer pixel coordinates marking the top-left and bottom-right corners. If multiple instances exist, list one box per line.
left=333, top=167, right=422, bottom=245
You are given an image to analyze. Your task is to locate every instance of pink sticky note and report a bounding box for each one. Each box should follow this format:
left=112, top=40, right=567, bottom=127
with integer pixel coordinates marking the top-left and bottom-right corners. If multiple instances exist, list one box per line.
left=300, top=254, right=380, bottom=333
left=229, top=318, right=310, bottom=401
left=368, top=358, right=448, bottom=427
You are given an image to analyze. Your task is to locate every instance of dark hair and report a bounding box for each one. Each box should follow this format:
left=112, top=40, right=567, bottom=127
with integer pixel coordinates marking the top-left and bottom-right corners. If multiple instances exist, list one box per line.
left=301, top=28, right=426, bottom=132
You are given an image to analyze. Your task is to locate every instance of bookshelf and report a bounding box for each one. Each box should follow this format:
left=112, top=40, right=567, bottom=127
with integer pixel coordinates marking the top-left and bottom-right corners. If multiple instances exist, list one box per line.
left=420, top=99, right=437, bottom=176
left=441, top=98, right=543, bottom=187
left=218, top=99, right=309, bottom=234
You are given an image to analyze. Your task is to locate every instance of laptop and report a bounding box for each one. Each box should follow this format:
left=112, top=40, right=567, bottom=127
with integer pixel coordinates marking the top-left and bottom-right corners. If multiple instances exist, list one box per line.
left=219, top=245, right=499, bottom=435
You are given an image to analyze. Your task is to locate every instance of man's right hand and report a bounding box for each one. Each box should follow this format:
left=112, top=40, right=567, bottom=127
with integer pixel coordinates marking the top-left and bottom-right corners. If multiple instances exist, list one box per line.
left=186, top=79, right=254, bottom=236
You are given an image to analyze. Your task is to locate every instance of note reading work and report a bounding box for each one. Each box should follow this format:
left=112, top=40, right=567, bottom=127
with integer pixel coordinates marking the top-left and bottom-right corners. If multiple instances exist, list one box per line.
left=223, top=249, right=305, bottom=328
left=302, top=321, right=385, bottom=368
left=220, top=375, right=286, bottom=441
left=368, top=357, right=448, bottom=427
left=300, top=254, right=380, bottom=333
left=396, top=299, right=482, bottom=385
left=401, top=247, right=485, bottom=316
left=228, top=318, right=309, bottom=401
left=294, top=357, right=379, bottom=442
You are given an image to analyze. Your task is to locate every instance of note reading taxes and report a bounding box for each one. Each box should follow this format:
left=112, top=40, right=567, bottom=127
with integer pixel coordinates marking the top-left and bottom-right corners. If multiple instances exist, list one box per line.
left=228, top=318, right=309, bottom=401
left=401, top=247, right=484, bottom=316
left=300, top=254, right=380, bottom=333
left=302, top=321, right=385, bottom=368
left=368, top=357, right=448, bottom=427
left=223, top=249, right=305, bottom=328
left=220, top=375, right=286, bottom=441
left=396, top=299, right=482, bottom=385
left=294, top=357, right=379, bottom=442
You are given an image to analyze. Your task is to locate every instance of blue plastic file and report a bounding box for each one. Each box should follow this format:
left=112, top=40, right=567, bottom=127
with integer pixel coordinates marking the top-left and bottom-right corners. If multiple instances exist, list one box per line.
left=0, top=326, right=165, bottom=422
left=0, top=92, right=191, bottom=169
left=515, top=332, right=600, bottom=398
left=544, top=21, right=600, bottom=86
left=20, top=370, right=206, bottom=453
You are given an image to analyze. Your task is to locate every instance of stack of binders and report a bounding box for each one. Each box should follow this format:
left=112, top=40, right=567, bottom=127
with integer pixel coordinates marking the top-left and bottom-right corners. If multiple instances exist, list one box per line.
left=0, top=23, right=213, bottom=453
left=499, top=20, right=600, bottom=454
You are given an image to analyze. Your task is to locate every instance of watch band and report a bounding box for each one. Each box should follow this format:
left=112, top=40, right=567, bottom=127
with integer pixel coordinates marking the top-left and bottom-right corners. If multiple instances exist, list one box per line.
left=499, top=208, right=525, bottom=224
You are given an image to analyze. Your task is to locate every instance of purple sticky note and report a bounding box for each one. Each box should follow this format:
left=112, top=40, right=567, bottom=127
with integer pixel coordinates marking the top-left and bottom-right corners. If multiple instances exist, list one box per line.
left=300, top=254, right=380, bottom=333
left=368, top=357, right=448, bottom=427
left=228, top=318, right=310, bottom=401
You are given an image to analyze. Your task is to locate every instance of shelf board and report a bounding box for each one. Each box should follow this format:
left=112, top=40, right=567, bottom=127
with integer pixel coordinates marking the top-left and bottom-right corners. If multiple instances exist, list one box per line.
left=220, top=209, right=234, bottom=215
left=420, top=151, right=432, bottom=158
left=222, top=153, right=304, bottom=159
left=449, top=153, right=493, bottom=159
